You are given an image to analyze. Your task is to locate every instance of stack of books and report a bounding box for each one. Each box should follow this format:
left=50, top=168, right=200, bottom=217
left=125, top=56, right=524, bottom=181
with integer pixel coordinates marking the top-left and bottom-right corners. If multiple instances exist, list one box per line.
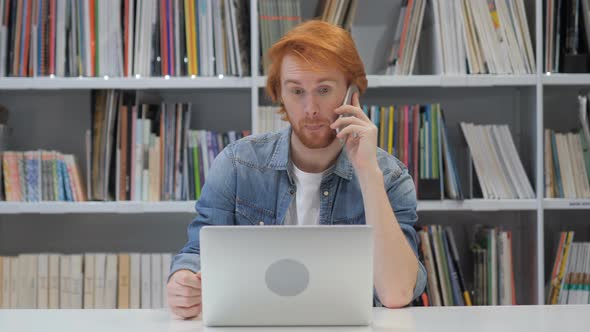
left=545, top=93, right=590, bottom=198
left=258, top=0, right=302, bottom=74
left=418, top=225, right=472, bottom=306
left=547, top=232, right=590, bottom=305
left=1, top=150, right=85, bottom=202
left=0, top=252, right=173, bottom=309
left=461, top=122, right=535, bottom=199
left=89, top=90, right=250, bottom=202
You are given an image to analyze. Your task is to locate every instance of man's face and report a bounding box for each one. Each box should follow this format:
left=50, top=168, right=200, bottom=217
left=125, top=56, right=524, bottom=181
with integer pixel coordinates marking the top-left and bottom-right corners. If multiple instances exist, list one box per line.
left=280, top=54, right=348, bottom=149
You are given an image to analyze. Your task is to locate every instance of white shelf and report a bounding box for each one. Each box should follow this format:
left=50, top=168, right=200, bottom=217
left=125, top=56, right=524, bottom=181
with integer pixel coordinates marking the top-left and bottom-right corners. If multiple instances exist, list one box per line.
left=0, top=77, right=252, bottom=90
left=0, top=199, right=538, bottom=214
left=255, top=75, right=536, bottom=88
left=417, top=199, right=537, bottom=211
left=0, top=201, right=196, bottom=214
left=543, top=199, right=590, bottom=210
left=542, top=74, right=590, bottom=85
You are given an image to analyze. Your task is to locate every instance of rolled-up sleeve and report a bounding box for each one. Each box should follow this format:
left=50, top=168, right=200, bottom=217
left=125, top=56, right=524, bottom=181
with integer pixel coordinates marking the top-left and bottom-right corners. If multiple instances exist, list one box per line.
left=169, top=146, right=238, bottom=280
left=373, top=162, right=427, bottom=307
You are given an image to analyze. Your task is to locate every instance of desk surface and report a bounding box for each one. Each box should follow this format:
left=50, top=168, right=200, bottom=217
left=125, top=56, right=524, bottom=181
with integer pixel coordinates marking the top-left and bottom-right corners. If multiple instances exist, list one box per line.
left=0, top=305, right=588, bottom=332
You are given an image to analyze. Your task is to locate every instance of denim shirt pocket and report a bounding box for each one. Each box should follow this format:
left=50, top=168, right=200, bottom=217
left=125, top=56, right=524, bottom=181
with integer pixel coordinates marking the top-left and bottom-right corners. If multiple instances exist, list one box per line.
left=235, top=197, right=277, bottom=225
left=332, top=211, right=365, bottom=225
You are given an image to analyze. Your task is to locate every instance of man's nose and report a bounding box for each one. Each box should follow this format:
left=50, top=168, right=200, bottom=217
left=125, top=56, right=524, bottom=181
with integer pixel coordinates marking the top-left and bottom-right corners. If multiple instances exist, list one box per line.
left=303, top=94, right=319, bottom=116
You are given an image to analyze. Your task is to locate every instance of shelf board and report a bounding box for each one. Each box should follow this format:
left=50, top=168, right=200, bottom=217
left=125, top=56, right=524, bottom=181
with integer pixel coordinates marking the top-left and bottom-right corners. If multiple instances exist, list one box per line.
left=0, top=199, right=537, bottom=214
left=0, top=75, right=537, bottom=90
left=417, top=199, right=537, bottom=211
left=256, top=75, right=536, bottom=88
left=0, top=77, right=252, bottom=90
left=542, top=74, right=590, bottom=85
left=0, top=201, right=196, bottom=214
left=543, top=199, right=590, bottom=210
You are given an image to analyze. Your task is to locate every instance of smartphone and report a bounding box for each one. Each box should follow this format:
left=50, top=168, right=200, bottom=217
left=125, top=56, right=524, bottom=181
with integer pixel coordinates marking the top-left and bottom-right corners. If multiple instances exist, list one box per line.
left=336, top=84, right=359, bottom=134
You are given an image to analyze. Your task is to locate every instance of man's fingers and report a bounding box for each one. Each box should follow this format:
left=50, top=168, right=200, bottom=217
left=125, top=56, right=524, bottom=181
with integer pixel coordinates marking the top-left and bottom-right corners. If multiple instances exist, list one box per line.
left=171, top=304, right=202, bottom=319
left=175, top=273, right=201, bottom=289
left=168, top=283, right=201, bottom=297
left=168, top=294, right=201, bottom=308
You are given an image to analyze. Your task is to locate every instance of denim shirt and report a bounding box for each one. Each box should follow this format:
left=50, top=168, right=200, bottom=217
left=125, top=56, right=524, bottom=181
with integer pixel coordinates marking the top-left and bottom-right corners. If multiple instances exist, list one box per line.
left=171, top=127, right=427, bottom=306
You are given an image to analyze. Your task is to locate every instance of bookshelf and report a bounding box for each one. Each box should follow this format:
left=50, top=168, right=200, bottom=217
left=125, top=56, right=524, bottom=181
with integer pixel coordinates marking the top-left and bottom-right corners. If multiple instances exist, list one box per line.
left=0, top=0, right=589, bottom=307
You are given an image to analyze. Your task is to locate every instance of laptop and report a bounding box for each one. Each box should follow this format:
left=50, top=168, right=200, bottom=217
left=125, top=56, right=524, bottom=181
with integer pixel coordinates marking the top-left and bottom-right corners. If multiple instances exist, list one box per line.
left=200, top=225, right=374, bottom=327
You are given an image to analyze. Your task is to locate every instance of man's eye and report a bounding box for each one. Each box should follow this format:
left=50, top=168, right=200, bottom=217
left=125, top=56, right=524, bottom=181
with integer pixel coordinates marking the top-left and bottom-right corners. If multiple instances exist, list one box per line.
left=318, top=87, right=330, bottom=95
left=293, top=89, right=304, bottom=95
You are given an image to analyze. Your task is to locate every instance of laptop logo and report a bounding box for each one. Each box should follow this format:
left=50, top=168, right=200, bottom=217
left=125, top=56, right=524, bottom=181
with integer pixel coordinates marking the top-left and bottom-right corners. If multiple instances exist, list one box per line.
left=265, top=259, right=309, bottom=297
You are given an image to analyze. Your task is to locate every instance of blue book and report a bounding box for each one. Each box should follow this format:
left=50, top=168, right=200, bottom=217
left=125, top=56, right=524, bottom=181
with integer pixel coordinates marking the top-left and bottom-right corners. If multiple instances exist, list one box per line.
left=19, top=0, right=29, bottom=76
left=55, top=154, right=65, bottom=201
left=166, top=0, right=173, bottom=75
left=60, top=157, right=73, bottom=201
left=551, top=132, right=564, bottom=197
left=443, top=228, right=465, bottom=306
left=426, top=105, right=432, bottom=179
left=37, top=0, right=43, bottom=76
left=373, top=106, right=380, bottom=129
left=25, top=152, right=40, bottom=201
left=440, top=110, right=463, bottom=199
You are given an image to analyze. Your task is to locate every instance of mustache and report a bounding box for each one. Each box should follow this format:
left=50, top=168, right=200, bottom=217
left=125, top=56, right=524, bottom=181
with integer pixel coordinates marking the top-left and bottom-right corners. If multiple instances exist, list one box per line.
left=300, top=119, right=331, bottom=125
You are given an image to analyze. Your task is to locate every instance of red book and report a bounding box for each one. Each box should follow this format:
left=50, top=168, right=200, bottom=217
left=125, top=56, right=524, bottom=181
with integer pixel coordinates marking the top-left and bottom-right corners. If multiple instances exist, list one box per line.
left=168, top=0, right=175, bottom=76
left=3, top=0, right=10, bottom=26
left=13, top=0, right=22, bottom=76
left=398, top=106, right=404, bottom=162
left=404, top=105, right=409, bottom=167
left=49, top=0, right=56, bottom=75
left=508, top=231, right=517, bottom=305
left=160, top=0, right=168, bottom=75
left=396, top=0, right=414, bottom=69
left=22, top=0, right=32, bottom=76
left=89, top=0, right=96, bottom=76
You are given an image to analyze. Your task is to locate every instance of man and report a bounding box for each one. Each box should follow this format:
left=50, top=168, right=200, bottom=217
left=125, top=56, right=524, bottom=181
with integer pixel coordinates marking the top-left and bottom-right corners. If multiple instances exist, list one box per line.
left=166, top=20, right=426, bottom=319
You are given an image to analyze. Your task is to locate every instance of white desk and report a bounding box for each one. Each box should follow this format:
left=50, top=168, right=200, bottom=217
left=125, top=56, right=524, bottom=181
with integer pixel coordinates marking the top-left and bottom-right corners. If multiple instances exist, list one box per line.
left=0, top=305, right=588, bottom=332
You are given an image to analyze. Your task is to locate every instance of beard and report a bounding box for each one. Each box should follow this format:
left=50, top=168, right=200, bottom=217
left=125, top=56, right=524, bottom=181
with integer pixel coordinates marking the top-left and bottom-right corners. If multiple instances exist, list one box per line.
left=290, top=118, right=338, bottom=149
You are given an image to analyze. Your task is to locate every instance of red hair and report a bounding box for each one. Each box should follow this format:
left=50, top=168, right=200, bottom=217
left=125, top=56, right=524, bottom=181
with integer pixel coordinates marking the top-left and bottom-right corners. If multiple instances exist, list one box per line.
left=265, top=20, right=368, bottom=117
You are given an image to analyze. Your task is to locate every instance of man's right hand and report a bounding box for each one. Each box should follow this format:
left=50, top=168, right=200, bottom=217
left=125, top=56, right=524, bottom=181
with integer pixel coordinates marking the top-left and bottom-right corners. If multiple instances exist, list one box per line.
left=167, top=270, right=202, bottom=319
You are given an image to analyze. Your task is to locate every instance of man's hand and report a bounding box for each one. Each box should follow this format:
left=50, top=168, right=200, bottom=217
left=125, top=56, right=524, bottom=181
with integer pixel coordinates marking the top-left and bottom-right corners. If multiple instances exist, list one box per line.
left=330, top=92, right=379, bottom=176
left=167, top=270, right=202, bottom=319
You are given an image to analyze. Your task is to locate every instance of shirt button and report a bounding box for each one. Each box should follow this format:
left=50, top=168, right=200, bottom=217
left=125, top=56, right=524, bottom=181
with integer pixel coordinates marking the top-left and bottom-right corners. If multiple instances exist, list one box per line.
left=323, top=191, right=329, bottom=196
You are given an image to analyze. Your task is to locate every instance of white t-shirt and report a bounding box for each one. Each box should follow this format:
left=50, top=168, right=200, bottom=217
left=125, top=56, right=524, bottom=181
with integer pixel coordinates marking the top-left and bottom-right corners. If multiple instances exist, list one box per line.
left=283, top=163, right=329, bottom=226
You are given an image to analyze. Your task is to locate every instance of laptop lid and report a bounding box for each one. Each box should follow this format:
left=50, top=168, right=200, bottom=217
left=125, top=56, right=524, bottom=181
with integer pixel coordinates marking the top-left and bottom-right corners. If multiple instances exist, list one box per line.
left=200, top=225, right=374, bottom=326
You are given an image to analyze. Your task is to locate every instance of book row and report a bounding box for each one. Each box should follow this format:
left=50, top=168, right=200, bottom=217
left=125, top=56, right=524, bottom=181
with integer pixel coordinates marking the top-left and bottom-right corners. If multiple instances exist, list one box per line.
left=0, top=0, right=251, bottom=78
left=0, top=253, right=173, bottom=309
left=547, top=232, right=590, bottom=305
left=416, top=225, right=516, bottom=306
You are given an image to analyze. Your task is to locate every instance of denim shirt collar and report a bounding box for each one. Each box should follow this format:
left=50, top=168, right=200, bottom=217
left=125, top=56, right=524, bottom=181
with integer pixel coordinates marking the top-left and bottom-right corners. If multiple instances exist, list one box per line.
left=267, top=126, right=354, bottom=181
